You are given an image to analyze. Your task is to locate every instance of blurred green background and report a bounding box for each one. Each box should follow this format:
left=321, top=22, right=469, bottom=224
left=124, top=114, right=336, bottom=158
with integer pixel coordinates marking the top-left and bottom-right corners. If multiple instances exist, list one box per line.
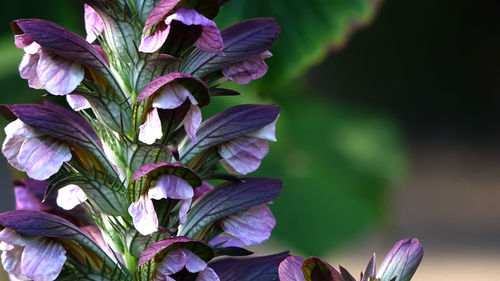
left=1, top=1, right=500, bottom=272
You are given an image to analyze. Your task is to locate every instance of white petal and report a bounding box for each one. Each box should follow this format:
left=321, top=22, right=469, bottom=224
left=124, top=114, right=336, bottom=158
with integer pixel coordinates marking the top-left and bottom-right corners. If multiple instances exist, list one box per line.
left=178, top=198, right=192, bottom=225
left=152, top=83, right=194, bottom=109
left=128, top=195, right=158, bottom=235
left=183, top=249, right=207, bottom=273
left=248, top=117, right=278, bottom=142
left=196, top=268, right=220, bottom=281
left=157, top=248, right=186, bottom=275
left=220, top=205, right=275, bottom=246
left=36, top=52, right=84, bottom=95
left=139, top=22, right=171, bottom=53
left=155, top=175, right=193, bottom=200
left=57, top=184, right=87, bottom=210
left=19, top=53, right=43, bottom=90
left=21, top=237, right=66, bottom=281
left=66, top=95, right=91, bottom=111
left=1, top=245, right=24, bottom=279
left=17, top=137, right=72, bottom=180
left=219, top=137, right=269, bottom=175
left=184, top=105, right=202, bottom=143
left=139, top=108, right=163, bottom=145
left=84, top=4, right=104, bottom=43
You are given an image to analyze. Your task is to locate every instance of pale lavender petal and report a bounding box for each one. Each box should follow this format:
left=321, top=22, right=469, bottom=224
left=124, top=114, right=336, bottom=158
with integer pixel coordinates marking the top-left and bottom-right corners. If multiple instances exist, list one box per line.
left=222, top=52, right=270, bottom=84
left=184, top=105, right=202, bottom=143
left=21, top=237, right=66, bottom=281
left=0, top=229, right=25, bottom=248
left=157, top=248, right=186, bottom=275
left=17, top=136, right=72, bottom=180
left=139, top=108, right=163, bottom=145
left=208, top=236, right=243, bottom=248
left=183, top=248, right=207, bottom=273
left=219, top=137, right=269, bottom=175
left=66, top=94, right=91, bottom=111
left=36, top=52, right=84, bottom=95
left=23, top=41, right=42, bottom=55
left=165, top=8, right=223, bottom=54
left=152, top=83, right=195, bottom=109
left=19, top=52, right=44, bottom=89
left=139, top=22, right=171, bottom=53
left=220, top=205, right=275, bottom=246
left=196, top=268, right=220, bottom=281
left=14, top=34, right=33, bottom=49
left=56, top=184, right=87, bottom=210
left=148, top=182, right=169, bottom=201
left=1, top=244, right=24, bottom=279
left=2, top=120, right=40, bottom=171
left=14, top=187, right=46, bottom=211
left=2, top=136, right=27, bottom=172
left=84, top=4, right=104, bottom=43
left=155, top=174, right=194, bottom=200
left=278, top=256, right=306, bottom=281
left=193, top=182, right=214, bottom=201
left=128, top=195, right=158, bottom=235
left=178, top=198, right=192, bottom=225
left=248, top=117, right=278, bottom=142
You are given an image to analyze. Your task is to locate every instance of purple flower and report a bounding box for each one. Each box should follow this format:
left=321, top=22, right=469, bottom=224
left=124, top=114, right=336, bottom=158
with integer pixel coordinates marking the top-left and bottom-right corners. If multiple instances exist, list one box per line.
left=140, top=4, right=224, bottom=54
left=84, top=4, right=104, bottom=43
left=278, top=239, right=423, bottom=281
left=376, top=239, right=424, bottom=281
left=137, top=73, right=208, bottom=144
left=15, top=34, right=84, bottom=96
left=219, top=117, right=278, bottom=175
left=155, top=248, right=219, bottom=281
left=0, top=228, right=66, bottom=281
left=222, top=51, right=273, bottom=84
left=128, top=174, right=194, bottom=235
left=2, top=119, right=72, bottom=180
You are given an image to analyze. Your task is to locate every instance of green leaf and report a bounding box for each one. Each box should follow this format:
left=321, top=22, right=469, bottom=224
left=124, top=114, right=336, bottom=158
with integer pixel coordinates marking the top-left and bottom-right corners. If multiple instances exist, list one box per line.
left=215, top=0, right=380, bottom=88
left=178, top=178, right=281, bottom=238
left=59, top=256, right=135, bottom=281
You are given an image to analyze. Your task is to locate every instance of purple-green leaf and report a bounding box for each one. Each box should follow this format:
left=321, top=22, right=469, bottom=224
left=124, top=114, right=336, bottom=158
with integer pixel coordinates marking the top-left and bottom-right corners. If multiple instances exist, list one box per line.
left=137, top=237, right=213, bottom=268
left=131, top=162, right=202, bottom=187
left=179, top=104, right=279, bottom=163
left=181, top=18, right=280, bottom=76
left=178, top=177, right=282, bottom=238
left=210, top=252, right=289, bottom=281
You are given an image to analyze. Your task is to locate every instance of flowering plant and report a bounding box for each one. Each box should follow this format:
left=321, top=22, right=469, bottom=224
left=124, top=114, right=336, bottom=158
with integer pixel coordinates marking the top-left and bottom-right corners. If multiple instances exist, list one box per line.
left=0, top=1, right=423, bottom=281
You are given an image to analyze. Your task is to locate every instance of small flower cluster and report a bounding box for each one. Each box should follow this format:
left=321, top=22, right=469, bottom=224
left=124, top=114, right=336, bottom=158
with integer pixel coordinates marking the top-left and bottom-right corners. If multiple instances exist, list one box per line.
left=0, top=1, right=423, bottom=281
